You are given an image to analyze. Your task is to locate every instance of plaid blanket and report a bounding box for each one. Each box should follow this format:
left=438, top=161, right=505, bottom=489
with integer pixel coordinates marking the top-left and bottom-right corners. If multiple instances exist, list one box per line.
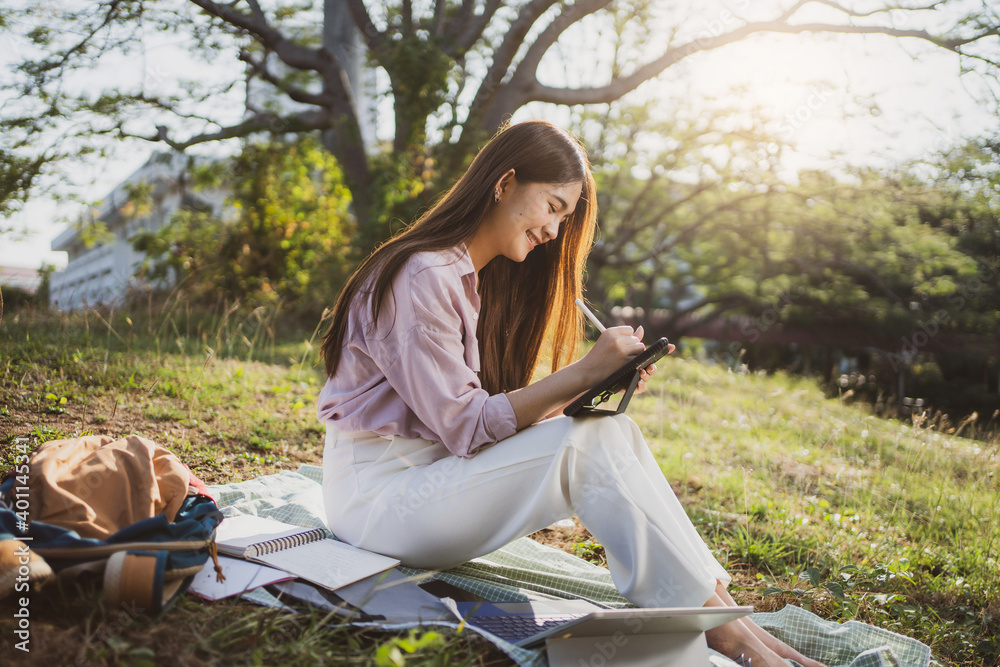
left=208, top=466, right=934, bottom=667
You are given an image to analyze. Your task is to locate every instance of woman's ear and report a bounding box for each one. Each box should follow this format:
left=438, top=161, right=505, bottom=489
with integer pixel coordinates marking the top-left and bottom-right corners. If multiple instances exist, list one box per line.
left=494, top=169, right=516, bottom=198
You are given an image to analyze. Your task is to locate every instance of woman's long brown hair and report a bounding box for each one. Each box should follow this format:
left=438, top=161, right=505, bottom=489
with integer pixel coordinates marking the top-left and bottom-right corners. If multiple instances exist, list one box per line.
left=321, top=121, right=598, bottom=395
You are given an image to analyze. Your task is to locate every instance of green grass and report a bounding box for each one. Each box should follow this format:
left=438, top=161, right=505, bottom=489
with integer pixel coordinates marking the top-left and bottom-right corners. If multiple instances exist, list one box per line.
left=1, top=306, right=998, bottom=665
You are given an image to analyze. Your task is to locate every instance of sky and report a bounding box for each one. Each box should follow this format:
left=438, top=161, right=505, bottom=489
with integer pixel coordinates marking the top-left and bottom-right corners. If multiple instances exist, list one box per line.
left=1, top=5, right=997, bottom=271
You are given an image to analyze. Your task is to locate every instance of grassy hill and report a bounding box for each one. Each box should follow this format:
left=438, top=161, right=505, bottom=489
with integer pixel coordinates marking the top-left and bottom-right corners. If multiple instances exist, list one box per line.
left=1, top=306, right=997, bottom=665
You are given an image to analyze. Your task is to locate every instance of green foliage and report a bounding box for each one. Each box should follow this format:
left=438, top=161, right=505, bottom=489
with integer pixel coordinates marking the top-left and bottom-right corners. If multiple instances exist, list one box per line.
left=365, top=148, right=443, bottom=252
left=570, top=537, right=607, bottom=567
left=374, top=629, right=449, bottom=667
left=35, top=262, right=54, bottom=308
left=0, top=263, right=53, bottom=317
left=0, top=150, right=44, bottom=217
left=579, top=99, right=792, bottom=317
left=776, top=167, right=985, bottom=335
left=382, top=32, right=452, bottom=150
left=761, top=561, right=916, bottom=615
left=134, top=136, right=354, bottom=318
left=912, top=137, right=1000, bottom=324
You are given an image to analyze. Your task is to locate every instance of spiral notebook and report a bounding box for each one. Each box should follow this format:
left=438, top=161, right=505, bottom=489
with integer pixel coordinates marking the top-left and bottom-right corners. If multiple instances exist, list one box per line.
left=216, top=515, right=400, bottom=592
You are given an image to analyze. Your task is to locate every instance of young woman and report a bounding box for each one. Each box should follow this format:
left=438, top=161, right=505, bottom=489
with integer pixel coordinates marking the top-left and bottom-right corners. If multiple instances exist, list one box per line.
left=319, top=121, right=825, bottom=667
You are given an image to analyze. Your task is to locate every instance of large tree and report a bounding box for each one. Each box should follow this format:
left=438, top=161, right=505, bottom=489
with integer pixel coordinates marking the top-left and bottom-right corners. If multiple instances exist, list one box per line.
left=2, top=0, right=998, bottom=238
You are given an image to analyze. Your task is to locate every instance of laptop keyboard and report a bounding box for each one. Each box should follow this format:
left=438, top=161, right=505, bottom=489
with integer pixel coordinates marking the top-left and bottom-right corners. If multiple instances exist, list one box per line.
left=465, top=614, right=584, bottom=641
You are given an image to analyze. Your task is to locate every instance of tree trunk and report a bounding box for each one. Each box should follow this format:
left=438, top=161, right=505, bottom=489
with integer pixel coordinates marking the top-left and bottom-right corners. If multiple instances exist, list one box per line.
left=323, top=0, right=371, bottom=148
left=322, top=0, right=374, bottom=237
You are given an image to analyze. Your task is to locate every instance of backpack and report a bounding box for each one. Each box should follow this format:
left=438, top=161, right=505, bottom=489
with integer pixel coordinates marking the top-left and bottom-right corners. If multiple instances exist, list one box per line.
left=0, top=435, right=224, bottom=614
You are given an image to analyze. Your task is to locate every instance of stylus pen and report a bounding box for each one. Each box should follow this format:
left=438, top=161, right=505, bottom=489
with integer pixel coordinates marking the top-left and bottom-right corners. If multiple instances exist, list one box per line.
left=575, top=298, right=606, bottom=333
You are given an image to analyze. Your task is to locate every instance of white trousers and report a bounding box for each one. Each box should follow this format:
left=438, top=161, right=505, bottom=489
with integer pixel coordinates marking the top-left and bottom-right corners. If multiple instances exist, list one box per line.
left=322, top=414, right=730, bottom=608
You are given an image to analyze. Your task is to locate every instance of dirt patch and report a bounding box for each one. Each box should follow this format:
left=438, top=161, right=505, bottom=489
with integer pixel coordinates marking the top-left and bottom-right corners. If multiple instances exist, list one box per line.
left=528, top=517, right=602, bottom=561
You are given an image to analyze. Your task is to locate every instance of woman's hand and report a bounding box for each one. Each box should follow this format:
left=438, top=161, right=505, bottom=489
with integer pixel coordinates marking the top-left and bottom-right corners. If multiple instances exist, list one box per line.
left=635, top=343, right=675, bottom=394
left=577, top=325, right=646, bottom=385
left=635, top=363, right=656, bottom=395
left=505, top=324, right=674, bottom=429
left=579, top=327, right=675, bottom=396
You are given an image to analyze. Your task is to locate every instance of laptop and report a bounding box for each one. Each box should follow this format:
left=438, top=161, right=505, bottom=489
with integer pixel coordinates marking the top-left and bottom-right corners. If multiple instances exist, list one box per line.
left=451, top=598, right=753, bottom=649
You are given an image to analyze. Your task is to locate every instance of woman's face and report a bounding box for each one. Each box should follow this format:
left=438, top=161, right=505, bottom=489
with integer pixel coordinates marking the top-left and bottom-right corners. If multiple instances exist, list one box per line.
left=487, top=176, right=584, bottom=264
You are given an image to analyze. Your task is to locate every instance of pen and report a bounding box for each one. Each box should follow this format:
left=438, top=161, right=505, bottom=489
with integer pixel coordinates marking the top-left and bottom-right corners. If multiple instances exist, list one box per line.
left=575, top=298, right=606, bottom=333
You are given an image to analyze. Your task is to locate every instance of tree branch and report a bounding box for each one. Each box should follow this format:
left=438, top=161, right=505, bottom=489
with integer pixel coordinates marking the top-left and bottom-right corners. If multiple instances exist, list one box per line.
left=344, top=0, right=384, bottom=52
left=144, top=110, right=333, bottom=151
left=662, top=294, right=750, bottom=336
left=507, top=0, right=613, bottom=90
left=600, top=190, right=774, bottom=268
left=469, top=0, right=559, bottom=122
left=432, top=0, right=447, bottom=38
left=526, top=19, right=998, bottom=107
left=189, top=0, right=332, bottom=74
left=188, top=0, right=363, bottom=136
left=402, top=0, right=414, bottom=36
left=238, top=50, right=333, bottom=107
left=37, top=0, right=131, bottom=87
left=113, top=92, right=239, bottom=124
left=596, top=174, right=666, bottom=258
left=455, top=0, right=505, bottom=53
left=791, top=0, right=947, bottom=21
left=455, top=0, right=477, bottom=38
left=242, top=0, right=267, bottom=24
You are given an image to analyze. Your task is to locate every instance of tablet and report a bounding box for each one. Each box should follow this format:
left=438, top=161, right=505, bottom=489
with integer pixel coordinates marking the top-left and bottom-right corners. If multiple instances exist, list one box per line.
left=563, top=337, right=670, bottom=417
left=519, top=604, right=753, bottom=649
left=453, top=599, right=752, bottom=649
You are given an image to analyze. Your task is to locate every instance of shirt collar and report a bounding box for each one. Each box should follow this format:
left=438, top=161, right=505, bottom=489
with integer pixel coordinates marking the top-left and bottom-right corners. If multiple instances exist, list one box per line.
left=456, top=242, right=476, bottom=280
left=456, top=243, right=480, bottom=307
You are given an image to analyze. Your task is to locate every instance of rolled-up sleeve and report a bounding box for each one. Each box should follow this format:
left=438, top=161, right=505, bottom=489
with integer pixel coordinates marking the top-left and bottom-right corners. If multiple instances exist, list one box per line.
left=364, top=257, right=517, bottom=457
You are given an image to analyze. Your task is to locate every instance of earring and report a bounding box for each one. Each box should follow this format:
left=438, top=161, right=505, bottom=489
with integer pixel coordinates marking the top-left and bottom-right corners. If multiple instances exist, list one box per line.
left=494, top=188, right=500, bottom=203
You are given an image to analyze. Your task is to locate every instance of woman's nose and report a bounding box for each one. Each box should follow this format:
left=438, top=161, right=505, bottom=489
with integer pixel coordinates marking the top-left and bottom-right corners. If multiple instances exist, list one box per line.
left=541, top=219, right=559, bottom=241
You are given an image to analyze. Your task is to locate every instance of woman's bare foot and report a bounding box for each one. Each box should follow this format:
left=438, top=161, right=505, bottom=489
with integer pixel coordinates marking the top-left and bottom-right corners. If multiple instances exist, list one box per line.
left=739, top=618, right=826, bottom=667
left=712, top=581, right=828, bottom=667
left=703, top=606, right=794, bottom=667
left=740, top=618, right=826, bottom=667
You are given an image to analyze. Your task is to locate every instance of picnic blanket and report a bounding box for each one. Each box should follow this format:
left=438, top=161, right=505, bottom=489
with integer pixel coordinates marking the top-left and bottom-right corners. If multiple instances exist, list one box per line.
left=207, top=465, right=936, bottom=667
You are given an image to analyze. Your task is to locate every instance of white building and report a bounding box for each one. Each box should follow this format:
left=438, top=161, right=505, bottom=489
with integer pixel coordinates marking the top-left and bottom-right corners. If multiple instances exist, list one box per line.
left=49, top=153, right=227, bottom=311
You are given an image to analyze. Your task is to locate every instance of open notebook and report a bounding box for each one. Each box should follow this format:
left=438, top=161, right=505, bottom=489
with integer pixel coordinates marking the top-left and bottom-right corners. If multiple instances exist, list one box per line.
left=216, top=514, right=399, bottom=591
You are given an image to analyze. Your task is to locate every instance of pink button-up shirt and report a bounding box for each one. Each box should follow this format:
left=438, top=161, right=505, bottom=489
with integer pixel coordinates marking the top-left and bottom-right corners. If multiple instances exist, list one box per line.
left=317, top=245, right=518, bottom=458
